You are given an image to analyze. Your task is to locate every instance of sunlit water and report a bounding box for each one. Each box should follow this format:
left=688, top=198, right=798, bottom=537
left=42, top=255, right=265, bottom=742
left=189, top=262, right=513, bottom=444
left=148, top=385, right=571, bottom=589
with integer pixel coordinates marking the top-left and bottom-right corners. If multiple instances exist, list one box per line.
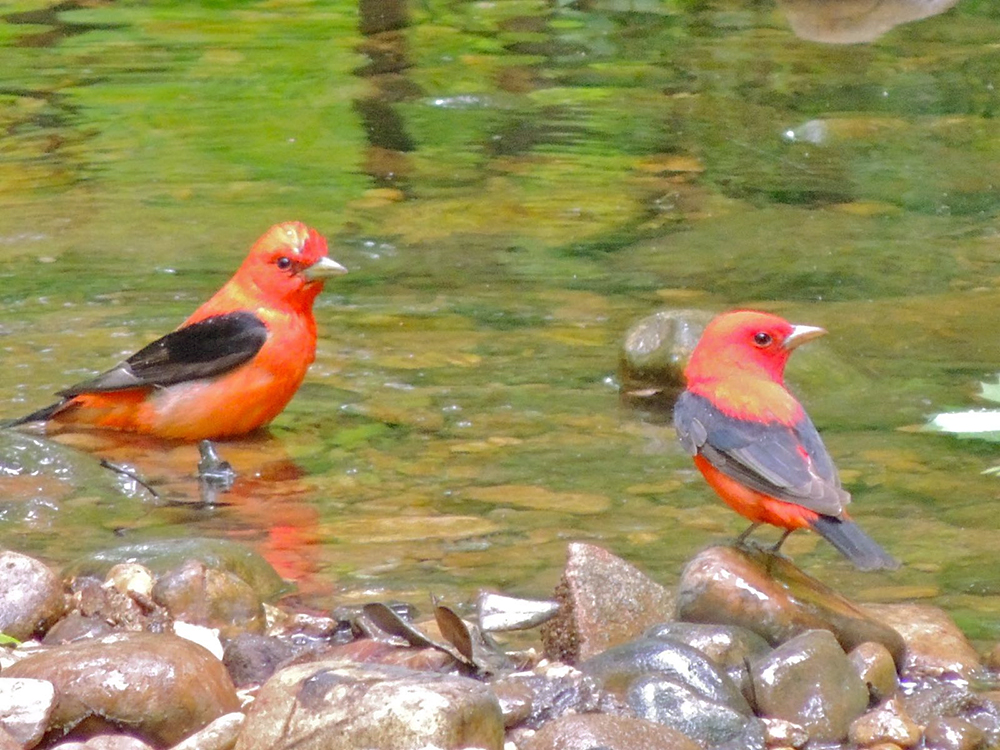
left=2, top=0, right=1000, bottom=641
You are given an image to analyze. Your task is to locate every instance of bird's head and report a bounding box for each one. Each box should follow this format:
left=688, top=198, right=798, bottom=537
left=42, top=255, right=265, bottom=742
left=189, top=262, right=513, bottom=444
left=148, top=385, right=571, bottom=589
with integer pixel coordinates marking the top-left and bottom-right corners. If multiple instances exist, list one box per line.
left=684, top=310, right=825, bottom=385
left=235, top=222, right=347, bottom=311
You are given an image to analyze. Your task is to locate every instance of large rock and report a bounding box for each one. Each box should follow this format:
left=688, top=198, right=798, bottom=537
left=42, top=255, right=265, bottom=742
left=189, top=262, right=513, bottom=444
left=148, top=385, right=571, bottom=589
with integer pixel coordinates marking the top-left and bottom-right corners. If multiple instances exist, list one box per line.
left=233, top=661, right=503, bottom=750
left=541, top=543, right=675, bottom=663
left=4, top=632, right=239, bottom=746
left=627, top=675, right=765, bottom=750
left=0, top=550, right=66, bottom=640
left=750, top=629, right=868, bottom=742
left=676, top=546, right=904, bottom=663
left=848, top=697, right=921, bottom=748
left=64, top=538, right=286, bottom=601
left=864, top=603, right=980, bottom=679
left=645, top=621, right=771, bottom=701
left=581, top=637, right=749, bottom=714
left=521, top=713, right=700, bottom=750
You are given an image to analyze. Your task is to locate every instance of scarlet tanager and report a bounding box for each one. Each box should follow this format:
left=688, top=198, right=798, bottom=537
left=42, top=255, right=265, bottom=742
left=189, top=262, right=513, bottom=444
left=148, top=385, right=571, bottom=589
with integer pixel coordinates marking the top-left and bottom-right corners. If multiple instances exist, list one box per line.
left=673, top=310, right=899, bottom=571
left=10, top=221, right=346, bottom=441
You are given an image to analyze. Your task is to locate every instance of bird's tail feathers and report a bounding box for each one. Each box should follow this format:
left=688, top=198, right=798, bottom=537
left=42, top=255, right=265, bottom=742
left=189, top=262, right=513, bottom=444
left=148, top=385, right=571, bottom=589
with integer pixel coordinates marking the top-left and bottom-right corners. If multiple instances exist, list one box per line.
left=5, top=400, right=68, bottom=428
left=810, top=515, right=900, bottom=571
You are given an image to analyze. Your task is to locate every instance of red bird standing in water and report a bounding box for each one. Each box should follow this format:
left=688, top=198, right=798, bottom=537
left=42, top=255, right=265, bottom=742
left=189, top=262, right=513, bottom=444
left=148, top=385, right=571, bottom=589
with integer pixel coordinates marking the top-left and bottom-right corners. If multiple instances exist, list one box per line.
left=673, top=310, right=898, bottom=571
left=10, top=221, right=346, bottom=441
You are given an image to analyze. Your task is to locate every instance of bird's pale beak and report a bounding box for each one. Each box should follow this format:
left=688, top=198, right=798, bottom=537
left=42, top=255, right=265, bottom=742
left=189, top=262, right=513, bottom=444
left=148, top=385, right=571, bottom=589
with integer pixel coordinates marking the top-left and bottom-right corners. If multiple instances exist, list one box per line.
left=783, top=324, right=827, bottom=350
left=303, top=256, right=348, bottom=280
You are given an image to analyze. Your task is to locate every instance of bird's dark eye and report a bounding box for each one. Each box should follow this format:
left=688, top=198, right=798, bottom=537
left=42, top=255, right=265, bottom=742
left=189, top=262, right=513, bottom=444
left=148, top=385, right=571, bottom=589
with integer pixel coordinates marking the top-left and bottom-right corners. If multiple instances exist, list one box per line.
left=753, top=331, right=772, bottom=347
left=276, top=256, right=292, bottom=270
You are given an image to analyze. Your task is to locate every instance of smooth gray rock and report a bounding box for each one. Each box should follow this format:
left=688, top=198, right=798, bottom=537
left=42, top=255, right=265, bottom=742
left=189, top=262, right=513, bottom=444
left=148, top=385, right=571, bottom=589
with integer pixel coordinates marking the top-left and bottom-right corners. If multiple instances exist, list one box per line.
left=750, top=629, right=868, bottom=742
left=581, top=637, right=749, bottom=714
left=627, top=675, right=765, bottom=750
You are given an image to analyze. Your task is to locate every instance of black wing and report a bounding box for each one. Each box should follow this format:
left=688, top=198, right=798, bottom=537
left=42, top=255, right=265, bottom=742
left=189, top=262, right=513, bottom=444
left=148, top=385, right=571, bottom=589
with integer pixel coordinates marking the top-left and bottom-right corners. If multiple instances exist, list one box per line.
left=673, top=390, right=848, bottom=517
left=58, top=311, right=269, bottom=396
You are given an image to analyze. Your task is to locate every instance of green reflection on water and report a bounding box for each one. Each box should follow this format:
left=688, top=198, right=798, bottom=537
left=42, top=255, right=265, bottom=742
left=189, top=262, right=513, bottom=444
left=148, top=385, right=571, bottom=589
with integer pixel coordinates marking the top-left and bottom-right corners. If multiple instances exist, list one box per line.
left=2, top=0, right=1000, bottom=640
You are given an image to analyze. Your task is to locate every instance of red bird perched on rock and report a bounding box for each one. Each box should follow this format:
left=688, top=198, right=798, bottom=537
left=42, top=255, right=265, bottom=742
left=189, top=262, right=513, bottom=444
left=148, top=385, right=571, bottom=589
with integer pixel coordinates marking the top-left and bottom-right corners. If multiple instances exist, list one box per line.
left=673, top=310, right=898, bottom=571
left=10, top=221, right=346, bottom=441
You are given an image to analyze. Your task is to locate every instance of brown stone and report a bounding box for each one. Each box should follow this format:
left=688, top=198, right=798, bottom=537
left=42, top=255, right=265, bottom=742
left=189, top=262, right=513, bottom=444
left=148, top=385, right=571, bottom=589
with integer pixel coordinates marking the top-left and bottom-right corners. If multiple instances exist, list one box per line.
left=864, top=603, right=980, bottom=679
left=153, top=560, right=265, bottom=639
left=677, top=546, right=904, bottom=662
left=0, top=550, right=66, bottom=640
left=4, top=632, right=239, bottom=746
left=923, top=715, right=984, bottom=750
left=848, top=698, right=922, bottom=748
left=521, top=713, right=700, bottom=750
left=849, top=641, right=899, bottom=702
left=541, top=543, right=675, bottom=663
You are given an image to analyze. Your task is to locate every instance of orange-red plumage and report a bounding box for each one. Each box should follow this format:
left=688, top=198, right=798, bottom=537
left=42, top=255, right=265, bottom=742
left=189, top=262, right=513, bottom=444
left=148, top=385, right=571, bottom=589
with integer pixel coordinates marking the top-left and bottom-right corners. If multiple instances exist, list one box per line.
left=12, top=221, right=346, bottom=441
left=674, top=310, right=898, bottom=570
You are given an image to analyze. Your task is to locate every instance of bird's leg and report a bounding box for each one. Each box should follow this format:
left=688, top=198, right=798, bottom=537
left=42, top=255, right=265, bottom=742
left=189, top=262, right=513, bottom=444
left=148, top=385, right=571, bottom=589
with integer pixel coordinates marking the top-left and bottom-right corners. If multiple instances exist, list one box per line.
left=770, top=528, right=794, bottom=554
left=734, top=523, right=761, bottom=546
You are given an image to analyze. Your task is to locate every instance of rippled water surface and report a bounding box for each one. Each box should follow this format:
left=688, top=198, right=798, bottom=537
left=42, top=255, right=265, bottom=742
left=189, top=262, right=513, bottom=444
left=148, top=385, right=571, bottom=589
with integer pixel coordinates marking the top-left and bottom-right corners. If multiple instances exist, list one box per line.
left=3, top=0, right=1000, bottom=639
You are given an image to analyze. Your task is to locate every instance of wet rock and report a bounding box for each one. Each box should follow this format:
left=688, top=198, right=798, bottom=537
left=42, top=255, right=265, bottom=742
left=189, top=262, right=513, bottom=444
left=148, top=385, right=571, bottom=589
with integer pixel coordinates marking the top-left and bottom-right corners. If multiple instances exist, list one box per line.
left=172, top=712, right=246, bottom=750
left=923, top=716, right=984, bottom=750
left=4, top=632, right=239, bottom=746
left=153, top=559, right=265, bottom=639
left=761, top=717, right=808, bottom=748
left=899, top=677, right=975, bottom=726
left=223, top=634, right=297, bottom=688
left=677, top=546, right=904, bottom=663
left=581, top=637, right=749, bottom=713
left=750, top=629, right=868, bottom=742
left=0, top=550, right=66, bottom=640
left=618, top=309, right=712, bottom=412
left=44, top=612, right=116, bottom=644
left=848, top=698, right=922, bottom=748
left=0, top=677, right=55, bottom=747
left=541, top=543, right=675, bottom=663
left=491, top=677, right=534, bottom=728
left=849, top=641, right=899, bottom=703
left=627, top=674, right=765, bottom=749
left=233, top=660, right=503, bottom=750
left=645, top=621, right=770, bottom=701
left=488, top=666, right=620, bottom=730
left=64, top=538, right=286, bottom=601
left=521, top=713, right=701, bottom=750
left=864, top=603, right=980, bottom=679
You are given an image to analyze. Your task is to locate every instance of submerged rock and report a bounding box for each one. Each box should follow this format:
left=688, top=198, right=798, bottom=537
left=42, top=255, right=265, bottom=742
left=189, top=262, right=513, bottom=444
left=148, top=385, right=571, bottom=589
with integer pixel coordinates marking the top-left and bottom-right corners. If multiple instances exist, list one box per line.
left=864, top=603, right=980, bottom=680
left=618, top=309, right=712, bottom=412
left=3, top=632, right=239, bottom=746
left=152, top=559, right=266, bottom=639
left=521, top=713, right=701, bottom=750
left=64, top=538, right=286, bottom=601
left=676, top=545, right=904, bottom=663
left=750, top=629, right=868, bottom=742
left=541, top=543, right=675, bottom=663
left=0, top=550, right=66, bottom=641
left=234, top=661, right=503, bottom=750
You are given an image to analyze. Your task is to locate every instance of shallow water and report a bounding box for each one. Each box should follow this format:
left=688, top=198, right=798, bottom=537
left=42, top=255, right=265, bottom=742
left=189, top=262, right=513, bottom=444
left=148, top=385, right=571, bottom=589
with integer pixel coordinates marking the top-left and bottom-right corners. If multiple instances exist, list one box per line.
left=2, top=0, right=1000, bottom=640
